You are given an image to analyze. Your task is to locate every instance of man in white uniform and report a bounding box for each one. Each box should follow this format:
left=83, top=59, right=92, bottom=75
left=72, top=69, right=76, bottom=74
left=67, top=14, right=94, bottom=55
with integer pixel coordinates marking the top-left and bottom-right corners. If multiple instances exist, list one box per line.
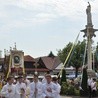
left=29, top=74, right=43, bottom=98
left=42, top=74, right=58, bottom=98
left=15, top=76, right=26, bottom=98
left=87, top=76, right=93, bottom=98
left=91, top=78, right=97, bottom=97
left=42, top=74, right=47, bottom=84
left=1, top=77, right=16, bottom=98
left=52, top=77, right=61, bottom=98
left=23, top=74, right=30, bottom=87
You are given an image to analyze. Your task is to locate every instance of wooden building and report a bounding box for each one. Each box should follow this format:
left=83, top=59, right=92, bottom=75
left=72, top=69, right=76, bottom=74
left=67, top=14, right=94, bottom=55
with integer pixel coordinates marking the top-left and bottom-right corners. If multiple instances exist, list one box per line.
left=24, top=52, right=61, bottom=76
left=0, top=50, right=62, bottom=77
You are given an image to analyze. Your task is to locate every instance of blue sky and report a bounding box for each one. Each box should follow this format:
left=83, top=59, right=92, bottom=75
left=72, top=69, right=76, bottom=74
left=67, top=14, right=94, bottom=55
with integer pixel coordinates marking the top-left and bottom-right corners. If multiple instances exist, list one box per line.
left=0, top=0, right=98, bottom=58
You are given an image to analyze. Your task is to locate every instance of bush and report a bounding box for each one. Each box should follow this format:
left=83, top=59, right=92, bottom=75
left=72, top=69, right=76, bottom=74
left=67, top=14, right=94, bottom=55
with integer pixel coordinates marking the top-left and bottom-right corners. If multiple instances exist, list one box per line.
left=66, top=85, right=75, bottom=95
left=74, top=88, right=80, bottom=96
left=60, top=82, right=68, bottom=95
left=80, top=67, right=88, bottom=96
left=60, top=81, right=80, bottom=96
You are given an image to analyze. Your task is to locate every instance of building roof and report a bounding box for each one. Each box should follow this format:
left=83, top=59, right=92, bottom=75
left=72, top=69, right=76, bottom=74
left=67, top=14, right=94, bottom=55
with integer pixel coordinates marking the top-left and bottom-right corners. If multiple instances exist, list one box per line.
left=36, top=56, right=61, bottom=70
left=24, top=55, right=35, bottom=62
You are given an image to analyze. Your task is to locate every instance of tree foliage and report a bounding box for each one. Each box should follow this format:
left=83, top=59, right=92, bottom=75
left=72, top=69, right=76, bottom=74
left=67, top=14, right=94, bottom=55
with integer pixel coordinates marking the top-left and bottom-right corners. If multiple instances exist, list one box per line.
left=80, top=67, right=88, bottom=96
left=57, top=40, right=86, bottom=77
left=61, top=69, right=66, bottom=85
left=57, top=42, right=72, bottom=63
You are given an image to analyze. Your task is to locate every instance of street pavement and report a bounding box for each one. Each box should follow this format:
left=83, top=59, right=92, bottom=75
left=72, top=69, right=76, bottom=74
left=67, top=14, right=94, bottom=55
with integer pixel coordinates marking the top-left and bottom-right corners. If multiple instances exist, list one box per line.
left=61, top=96, right=97, bottom=98
left=61, top=96, right=87, bottom=98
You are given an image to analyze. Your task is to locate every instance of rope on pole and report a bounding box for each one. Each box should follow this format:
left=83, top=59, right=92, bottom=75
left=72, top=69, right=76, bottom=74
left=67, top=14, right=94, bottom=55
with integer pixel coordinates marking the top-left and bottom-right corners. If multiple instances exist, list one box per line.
left=58, top=32, right=80, bottom=77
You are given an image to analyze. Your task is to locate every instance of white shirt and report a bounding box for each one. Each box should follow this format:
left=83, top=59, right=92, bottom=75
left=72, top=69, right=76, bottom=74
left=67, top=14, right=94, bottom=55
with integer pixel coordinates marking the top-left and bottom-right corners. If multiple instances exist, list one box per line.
left=91, top=81, right=97, bottom=91
left=88, top=78, right=92, bottom=86
left=1, top=83, right=16, bottom=98
left=55, top=83, right=61, bottom=98
left=42, top=77, right=47, bottom=84
left=25, top=79, right=30, bottom=87
left=15, top=82, right=26, bottom=98
left=29, top=81, right=43, bottom=98
left=42, top=82, right=58, bottom=98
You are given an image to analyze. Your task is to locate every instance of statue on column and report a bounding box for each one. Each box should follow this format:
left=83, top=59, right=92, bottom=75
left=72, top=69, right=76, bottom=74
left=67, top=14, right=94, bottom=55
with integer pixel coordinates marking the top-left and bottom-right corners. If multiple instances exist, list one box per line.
left=86, top=2, right=92, bottom=25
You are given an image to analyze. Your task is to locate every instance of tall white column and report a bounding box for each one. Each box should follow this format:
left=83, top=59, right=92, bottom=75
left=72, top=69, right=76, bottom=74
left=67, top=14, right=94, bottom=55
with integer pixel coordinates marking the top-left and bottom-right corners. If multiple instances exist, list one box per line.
left=87, top=27, right=92, bottom=70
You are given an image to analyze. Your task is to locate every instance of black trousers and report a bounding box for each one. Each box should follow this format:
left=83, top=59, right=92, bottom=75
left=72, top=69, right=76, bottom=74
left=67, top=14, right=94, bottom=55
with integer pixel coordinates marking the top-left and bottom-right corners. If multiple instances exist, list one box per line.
left=88, top=86, right=92, bottom=98
left=92, top=90, right=96, bottom=97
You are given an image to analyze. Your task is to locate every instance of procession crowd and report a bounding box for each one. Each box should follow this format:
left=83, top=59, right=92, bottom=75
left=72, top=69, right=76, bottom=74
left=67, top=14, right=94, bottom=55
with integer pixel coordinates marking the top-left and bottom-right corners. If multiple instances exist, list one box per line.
left=87, top=76, right=97, bottom=98
left=0, top=73, right=97, bottom=98
left=0, top=74, right=61, bottom=98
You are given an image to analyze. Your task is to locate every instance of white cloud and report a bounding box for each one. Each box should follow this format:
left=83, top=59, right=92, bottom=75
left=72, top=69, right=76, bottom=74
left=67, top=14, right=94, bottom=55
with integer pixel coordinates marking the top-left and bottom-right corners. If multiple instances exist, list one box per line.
left=0, top=0, right=98, bottom=36
left=15, top=0, right=98, bottom=21
left=0, top=0, right=98, bottom=26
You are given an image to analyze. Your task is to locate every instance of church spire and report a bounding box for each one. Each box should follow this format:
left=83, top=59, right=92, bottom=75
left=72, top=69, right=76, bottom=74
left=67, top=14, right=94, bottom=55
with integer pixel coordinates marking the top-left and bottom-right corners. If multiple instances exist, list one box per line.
left=48, top=51, right=55, bottom=58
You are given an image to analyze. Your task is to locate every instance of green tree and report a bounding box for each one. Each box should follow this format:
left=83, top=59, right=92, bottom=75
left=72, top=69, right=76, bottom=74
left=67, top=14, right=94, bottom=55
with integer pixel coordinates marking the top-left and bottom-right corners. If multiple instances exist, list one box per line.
left=57, top=40, right=86, bottom=77
left=57, top=42, right=73, bottom=63
left=61, top=69, right=66, bottom=85
left=80, top=67, right=88, bottom=96
left=60, top=69, right=67, bottom=95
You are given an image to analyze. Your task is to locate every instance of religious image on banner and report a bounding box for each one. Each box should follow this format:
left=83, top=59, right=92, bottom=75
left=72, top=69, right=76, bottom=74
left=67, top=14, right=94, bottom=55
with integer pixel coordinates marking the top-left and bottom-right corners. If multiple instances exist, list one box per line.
left=14, top=55, right=20, bottom=64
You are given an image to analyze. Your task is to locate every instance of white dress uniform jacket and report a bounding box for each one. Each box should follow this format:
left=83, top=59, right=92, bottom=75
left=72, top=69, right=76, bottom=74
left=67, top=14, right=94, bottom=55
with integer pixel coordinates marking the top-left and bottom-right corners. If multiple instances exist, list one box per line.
left=55, top=83, right=61, bottom=98
left=42, top=82, right=58, bottom=98
left=1, top=83, right=16, bottom=98
left=15, top=82, right=26, bottom=98
left=29, top=81, right=43, bottom=98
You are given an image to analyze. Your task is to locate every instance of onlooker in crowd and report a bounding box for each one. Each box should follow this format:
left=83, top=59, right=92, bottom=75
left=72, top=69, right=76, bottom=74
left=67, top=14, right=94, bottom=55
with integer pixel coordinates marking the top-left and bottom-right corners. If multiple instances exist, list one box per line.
left=87, top=76, right=93, bottom=98
left=91, top=78, right=97, bottom=97
left=15, top=76, right=26, bottom=98
left=1, top=76, right=16, bottom=98
left=23, top=78, right=30, bottom=98
left=70, top=78, right=75, bottom=86
left=23, top=74, right=30, bottom=87
left=42, top=74, right=58, bottom=98
left=29, top=74, right=43, bottom=98
left=52, top=77, right=61, bottom=98
left=42, top=73, right=47, bottom=84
